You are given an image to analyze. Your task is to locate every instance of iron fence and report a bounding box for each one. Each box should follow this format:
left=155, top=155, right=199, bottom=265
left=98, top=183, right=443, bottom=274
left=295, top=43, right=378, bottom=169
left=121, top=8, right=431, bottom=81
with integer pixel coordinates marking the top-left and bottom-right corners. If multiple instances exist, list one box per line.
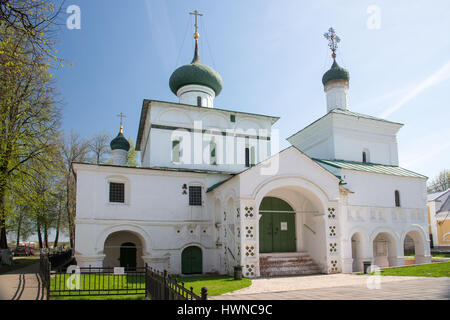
left=39, top=256, right=207, bottom=300
left=146, top=267, right=207, bottom=300
left=50, top=266, right=147, bottom=298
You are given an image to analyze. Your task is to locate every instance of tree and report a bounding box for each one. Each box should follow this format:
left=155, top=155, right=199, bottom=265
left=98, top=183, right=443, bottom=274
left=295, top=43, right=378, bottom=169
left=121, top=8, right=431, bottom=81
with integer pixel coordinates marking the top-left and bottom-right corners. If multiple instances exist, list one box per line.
left=126, top=138, right=138, bottom=167
left=0, top=25, right=62, bottom=249
left=0, top=0, right=64, bottom=65
left=60, top=131, right=90, bottom=248
left=428, top=169, right=450, bottom=193
left=88, top=133, right=111, bottom=164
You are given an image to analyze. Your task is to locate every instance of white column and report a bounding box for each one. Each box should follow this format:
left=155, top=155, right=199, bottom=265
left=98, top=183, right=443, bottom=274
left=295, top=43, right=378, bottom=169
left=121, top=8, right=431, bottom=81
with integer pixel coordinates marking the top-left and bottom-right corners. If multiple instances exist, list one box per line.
left=112, top=149, right=128, bottom=166
left=177, top=84, right=215, bottom=108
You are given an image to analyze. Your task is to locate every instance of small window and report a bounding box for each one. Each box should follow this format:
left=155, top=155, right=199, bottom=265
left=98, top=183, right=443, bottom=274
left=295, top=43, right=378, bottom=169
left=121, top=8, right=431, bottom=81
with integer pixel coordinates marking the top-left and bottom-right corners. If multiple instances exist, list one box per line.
left=362, top=151, right=367, bottom=163
left=172, top=139, right=181, bottom=163
left=245, top=147, right=250, bottom=167
left=110, top=183, right=125, bottom=203
left=395, top=190, right=401, bottom=207
left=210, top=139, right=217, bottom=165
left=230, top=114, right=236, bottom=123
left=250, top=146, right=256, bottom=166
left=197, top=96, right=202, bottom=107
left=189, top=186, right=202, bottom=206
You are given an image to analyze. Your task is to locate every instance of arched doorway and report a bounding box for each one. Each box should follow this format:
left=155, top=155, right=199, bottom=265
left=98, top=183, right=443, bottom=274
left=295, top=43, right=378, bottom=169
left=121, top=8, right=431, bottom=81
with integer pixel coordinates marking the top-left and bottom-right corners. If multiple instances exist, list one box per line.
left=182, top=246, right=202, bottom=274
left=120, top=242, right=137, bottom=270
left=103, top=231, right=145, bottom=268
left=372, top=232, right=397, bottom=267
left=351, top=233, right=364, bottom=272
left=259, top=197, right=296, bottom=253
left=404, top=230, right=427, bottom=265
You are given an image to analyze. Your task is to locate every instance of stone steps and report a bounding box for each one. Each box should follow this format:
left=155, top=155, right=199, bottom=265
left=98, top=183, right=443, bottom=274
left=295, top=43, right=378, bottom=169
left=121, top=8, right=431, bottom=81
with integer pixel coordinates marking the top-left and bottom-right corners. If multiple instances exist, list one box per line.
left=259, top=252, right=322, bottom=277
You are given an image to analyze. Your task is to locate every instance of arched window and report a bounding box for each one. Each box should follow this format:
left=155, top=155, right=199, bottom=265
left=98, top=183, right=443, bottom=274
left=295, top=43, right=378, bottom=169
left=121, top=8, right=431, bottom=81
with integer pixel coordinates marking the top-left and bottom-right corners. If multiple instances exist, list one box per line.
left=395, top=190, right=401, bottom=207
left=197, top=96, right=202, bottom=107
left=210, top=139, right=217, bottom=165
left=245, top=147, right=250, bottom=167
left=250, top=146, right=256, bottom=166
left=362, top=148, right=370, bottom=163
left=172, top=138, right=182, bottom=163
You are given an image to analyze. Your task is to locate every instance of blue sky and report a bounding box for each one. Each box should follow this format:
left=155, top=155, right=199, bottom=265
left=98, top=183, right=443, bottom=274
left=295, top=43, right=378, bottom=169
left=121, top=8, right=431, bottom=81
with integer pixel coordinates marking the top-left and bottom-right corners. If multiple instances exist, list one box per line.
left=54, top=0, right=450, bottom=180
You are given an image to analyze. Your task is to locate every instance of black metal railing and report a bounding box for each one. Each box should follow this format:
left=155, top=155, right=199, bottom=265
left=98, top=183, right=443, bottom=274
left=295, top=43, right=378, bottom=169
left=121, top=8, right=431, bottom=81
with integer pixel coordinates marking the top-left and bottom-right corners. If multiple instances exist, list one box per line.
left=146, top=267, right=207, bottom=300
left=39, top=257, right=207, bottom=300
left=48, top=249, right=74, bottom=271
left=39, top=253, right=51, bottom=300
left=50, top=266, right=147, bottom=298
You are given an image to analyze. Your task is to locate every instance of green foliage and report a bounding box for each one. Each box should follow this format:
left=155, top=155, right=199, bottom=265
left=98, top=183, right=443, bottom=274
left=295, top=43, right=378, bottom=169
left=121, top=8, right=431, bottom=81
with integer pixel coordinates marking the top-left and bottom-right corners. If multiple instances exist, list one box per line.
left=0, top=6, right=63, bottom=248
left=428, top=169, right=450, bottom=193
left=126, top=138, right=138, bottom=167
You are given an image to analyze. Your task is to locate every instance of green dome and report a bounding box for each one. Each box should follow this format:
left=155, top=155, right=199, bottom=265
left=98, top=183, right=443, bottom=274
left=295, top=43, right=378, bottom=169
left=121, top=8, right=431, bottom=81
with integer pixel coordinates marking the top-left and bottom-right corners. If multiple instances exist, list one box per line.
left=322, top=60, right=349, bottom=85
left=110, top=132, right=130, bottom=151
left=169, top=43, right=223, bottom=96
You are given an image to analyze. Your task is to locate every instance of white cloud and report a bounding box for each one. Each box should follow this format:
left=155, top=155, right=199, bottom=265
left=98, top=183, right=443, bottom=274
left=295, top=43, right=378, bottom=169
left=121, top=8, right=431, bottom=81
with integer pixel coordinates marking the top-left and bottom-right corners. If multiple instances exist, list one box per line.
left=379, top=60, right=450, bottom=118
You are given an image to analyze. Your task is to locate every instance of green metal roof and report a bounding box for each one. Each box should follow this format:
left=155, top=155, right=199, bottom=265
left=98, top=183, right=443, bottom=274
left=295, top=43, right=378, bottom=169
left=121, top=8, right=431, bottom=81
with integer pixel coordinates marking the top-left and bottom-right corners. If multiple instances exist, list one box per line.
left=322, top=60, right=349, bottom=85
left=110, top=132, right=130, bottom=151
left=313, top=159, right=427, bottom=179
left=169, top=42, right=223, bottom=96
left=207, top=178, right=232, bottom=192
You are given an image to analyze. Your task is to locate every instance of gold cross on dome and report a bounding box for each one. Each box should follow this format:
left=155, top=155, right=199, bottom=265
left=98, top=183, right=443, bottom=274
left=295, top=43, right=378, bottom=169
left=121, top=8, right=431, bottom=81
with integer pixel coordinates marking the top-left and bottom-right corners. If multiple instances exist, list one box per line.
left=324, top=27, right=341, bottom=60
left=189, top=10, right=203, bottom=39
left=117, top=112, right=126, bottom=133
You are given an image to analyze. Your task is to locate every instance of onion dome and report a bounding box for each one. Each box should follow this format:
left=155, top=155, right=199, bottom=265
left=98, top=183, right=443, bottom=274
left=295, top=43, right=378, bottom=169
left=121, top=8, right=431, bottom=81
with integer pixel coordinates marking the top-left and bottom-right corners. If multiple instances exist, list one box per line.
left=110, top=130, right=130, bottom=151
left=169, top=41, right=223, bottom=96
left=322, top=59, right=350, bottom=85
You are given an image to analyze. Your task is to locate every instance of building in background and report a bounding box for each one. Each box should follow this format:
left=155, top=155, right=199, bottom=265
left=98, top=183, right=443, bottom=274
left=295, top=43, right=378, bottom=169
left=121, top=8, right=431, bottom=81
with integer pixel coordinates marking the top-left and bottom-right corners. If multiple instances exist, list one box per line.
left=427, top=189, right=450, bottom=249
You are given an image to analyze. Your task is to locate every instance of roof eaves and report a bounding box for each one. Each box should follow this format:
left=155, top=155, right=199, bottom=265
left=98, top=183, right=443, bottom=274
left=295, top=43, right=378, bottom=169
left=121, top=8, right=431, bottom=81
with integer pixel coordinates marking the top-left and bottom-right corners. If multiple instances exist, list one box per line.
left=146, top=99, right=280, bottom=124
left=136, top=100, right=151, bottom=151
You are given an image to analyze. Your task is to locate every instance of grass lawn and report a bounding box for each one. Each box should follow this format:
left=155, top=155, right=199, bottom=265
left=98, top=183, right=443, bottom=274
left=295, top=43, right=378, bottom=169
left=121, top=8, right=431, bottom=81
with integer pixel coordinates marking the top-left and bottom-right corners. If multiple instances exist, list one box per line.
left=431, top=253, right=450, bottom=258
left=50, top=274, right=251, bottom=300
left=174, top=275, right=252, bottom=296
left=379, top=261, right=450, bottom=277
left=0, top=256, right=39, bottom=275
left=50, top=273, right=146, bottom=300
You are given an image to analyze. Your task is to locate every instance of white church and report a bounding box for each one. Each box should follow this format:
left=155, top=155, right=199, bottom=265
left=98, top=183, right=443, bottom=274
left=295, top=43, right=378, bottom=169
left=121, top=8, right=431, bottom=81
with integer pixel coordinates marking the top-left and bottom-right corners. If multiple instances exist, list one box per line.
left=72, top=24, right=431, bottom=278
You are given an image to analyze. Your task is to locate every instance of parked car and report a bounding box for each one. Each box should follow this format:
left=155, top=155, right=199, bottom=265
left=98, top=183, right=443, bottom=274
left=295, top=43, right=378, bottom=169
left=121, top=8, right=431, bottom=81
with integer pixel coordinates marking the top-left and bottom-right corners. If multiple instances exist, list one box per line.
left=13, top=246, right=32, bottom=256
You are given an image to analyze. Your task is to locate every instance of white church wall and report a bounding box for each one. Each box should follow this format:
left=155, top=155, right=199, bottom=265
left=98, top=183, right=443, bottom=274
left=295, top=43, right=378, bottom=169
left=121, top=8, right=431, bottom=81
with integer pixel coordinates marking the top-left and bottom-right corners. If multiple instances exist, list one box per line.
left=139, top=101, right=274, bottom=172
left=73, top=163, right=232, bottom=274
left=331, top=115, right=401, bottom=165
left=287, top=112, right=402, bottom=165
left=343, top=170, right=427, bottom=209
left=338, top=170, right=430, bottom=272
left=287, top=116, right=335, bottom=160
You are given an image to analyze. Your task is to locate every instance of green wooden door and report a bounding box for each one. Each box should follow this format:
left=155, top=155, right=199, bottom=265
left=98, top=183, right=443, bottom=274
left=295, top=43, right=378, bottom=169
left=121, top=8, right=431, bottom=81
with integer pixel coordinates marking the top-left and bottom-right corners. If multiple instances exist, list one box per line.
left=120, top=242, right=137, bottom=269
left=260, top=213, right=273, bottom=253
left=259, top=197, right=296, bottom=253
left=182, top=246, right=202, bottom=274
left=272, top=213, right=296, bottom=252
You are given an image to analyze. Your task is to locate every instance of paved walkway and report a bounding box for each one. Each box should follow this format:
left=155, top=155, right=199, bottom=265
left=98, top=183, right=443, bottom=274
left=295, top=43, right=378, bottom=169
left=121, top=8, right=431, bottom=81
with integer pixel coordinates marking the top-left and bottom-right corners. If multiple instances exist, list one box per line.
left=211, top=274, right=450, bottom=300
left=0, top=262, right=44, bottom=300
